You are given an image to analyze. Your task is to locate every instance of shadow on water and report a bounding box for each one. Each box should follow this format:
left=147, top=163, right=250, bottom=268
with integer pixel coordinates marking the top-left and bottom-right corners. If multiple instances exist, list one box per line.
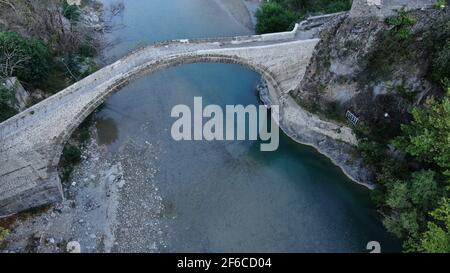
left=95, top=117, right=119, bottom=145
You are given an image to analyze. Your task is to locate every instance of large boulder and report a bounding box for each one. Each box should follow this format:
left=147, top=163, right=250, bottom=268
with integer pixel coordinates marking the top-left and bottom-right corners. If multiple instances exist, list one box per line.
left=3, top=77, right=30, bottom=112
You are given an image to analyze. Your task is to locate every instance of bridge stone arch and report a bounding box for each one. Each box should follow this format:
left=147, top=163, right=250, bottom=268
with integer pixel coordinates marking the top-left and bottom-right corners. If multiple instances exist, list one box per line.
left=51, top=53, right=286, bottom=172
left=0, top=26, right=321, bottom=215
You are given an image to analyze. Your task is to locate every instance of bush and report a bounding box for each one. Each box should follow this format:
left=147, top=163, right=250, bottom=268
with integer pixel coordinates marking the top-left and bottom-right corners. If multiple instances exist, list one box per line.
left=255, top=0, right=353, bottom=34
left=255, top=2, right=297, bottom=34
left=62, top=145, right=82, bottom=166
left=0, top=86, right=17, bottom=122
left=435, top=0, right=448, bottom=9
left=359, top=140, right=386, bottom=167
left=274, top=0, right=352, bottom=14
left=394, top=93, right=450, bottom=170
left=419, top=198, right=450, bottom=253
left=386, top=10, right=416, bottom=40
left=0, top=32, right=51, bottom=85
left=432, top=41, right=450, bottom=83
left=62, top=0, right=81, bottom=22
left=0, top=227, right=9, bottom=243
left=60, top=144, right=82, bottom=182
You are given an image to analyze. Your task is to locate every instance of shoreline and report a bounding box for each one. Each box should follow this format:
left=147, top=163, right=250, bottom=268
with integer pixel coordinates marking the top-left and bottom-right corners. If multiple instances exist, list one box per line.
left=258, top=80, right=375, bottom=190
left=238, top=1, right=375, bottom=189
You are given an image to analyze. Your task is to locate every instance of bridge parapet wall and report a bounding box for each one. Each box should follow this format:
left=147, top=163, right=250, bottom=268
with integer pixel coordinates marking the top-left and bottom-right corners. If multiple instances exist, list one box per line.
left=0, top=31, right=323, bottom=216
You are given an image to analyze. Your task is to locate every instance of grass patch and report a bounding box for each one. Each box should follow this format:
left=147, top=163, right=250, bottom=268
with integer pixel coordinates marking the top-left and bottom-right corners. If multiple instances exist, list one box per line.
left=59, top=145, right=82, bottom=183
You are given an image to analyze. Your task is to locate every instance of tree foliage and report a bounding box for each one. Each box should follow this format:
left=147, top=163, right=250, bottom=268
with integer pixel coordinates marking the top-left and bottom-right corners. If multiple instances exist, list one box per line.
left=432, top=40, right=450, bottom=82
left=0, top=86, right=17, bottom=122
left=0, top=226, right=9, bottom=243
left=386, top=9, right=416, bottom=40
left=394, top=92, right=450, bottom=170
left=369, top=87, right=450, bottom=251
left=274, top=0, right=352, bottom=14
left=0, top=32, right=51, bottom=85
left=255, top=2, right=297, bottom=34
left=420, top=198, right=450, bottom=253
left=255, top=0, right=352, bottom=34
left=62, top=0, right=81, bottom=22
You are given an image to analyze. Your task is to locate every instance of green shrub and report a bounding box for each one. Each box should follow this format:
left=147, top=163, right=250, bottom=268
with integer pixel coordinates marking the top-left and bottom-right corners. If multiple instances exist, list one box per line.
left=274, top=0, right=352, bottom=14
left=419, top=198, right=450, bottom=253
left=0, top=86, right=17, bottom=122
left=359, top=140, right=386, bottom=167
left=435, top=0, right=448, bottom=9
left=0, top=227, right=9, bottom=243
left=255, top=2, right=297, bottom=34
left=386, top=10, right=416, bottom=40
left=306, top=0, right=352, bottom=14
left=62, top=0, right=81, bottom=22
left=62, top=145, right=82, bottom=166
left=394, top=94, right=450, bottom=170
left=0, top=32, right=51, bottom=85
left=432, top=41, right=450, bottom=83
left=60, top=144, right=82, bottom=182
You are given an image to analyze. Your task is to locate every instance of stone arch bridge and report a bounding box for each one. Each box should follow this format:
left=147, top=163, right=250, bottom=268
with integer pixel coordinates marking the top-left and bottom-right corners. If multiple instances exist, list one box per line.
left=0, top=0, right=437, bottom=215
left=0, top=23, right=325, bottom=215
left=0, top=0, right=436, bottom=215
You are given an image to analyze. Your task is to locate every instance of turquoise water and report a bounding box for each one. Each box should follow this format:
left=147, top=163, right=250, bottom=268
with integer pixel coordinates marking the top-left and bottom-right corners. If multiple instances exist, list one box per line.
left=96, top=0, right=399, bottom=252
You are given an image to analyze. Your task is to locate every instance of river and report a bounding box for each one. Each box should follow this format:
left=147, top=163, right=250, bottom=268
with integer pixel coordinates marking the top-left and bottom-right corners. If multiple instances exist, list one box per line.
left=94, top=0, right=399, bottom=252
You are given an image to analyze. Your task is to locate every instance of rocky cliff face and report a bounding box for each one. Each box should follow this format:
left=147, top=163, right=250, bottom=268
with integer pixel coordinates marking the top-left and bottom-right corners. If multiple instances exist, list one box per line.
left=292, top=7, right=449, bottom=143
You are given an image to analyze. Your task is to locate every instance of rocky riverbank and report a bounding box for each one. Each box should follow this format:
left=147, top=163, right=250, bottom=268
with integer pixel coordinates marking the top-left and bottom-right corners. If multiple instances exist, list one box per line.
left=257, top=79, right=375, bottom=189
left=0, top=0, right=378, bottom=253
left=1, top=125, right=166, bottom=253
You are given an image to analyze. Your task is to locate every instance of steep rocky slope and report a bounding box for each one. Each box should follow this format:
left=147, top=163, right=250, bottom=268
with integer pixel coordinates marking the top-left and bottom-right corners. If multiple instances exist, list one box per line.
left=293, top=7, right=449, bottom=143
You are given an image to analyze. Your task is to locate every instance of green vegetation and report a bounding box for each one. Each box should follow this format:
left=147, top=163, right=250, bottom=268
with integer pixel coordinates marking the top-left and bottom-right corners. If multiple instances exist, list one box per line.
left=255, top=0, right=352, bottom=34
left=353, top=10, right=450, bottom=252
left=394, top=95, right=450, bottom=171
left=60, top=144, right=82, bottom=182
left=0, top=32, right=52, bottom=86
left=436, top=0, right=448, bottom=9
left=386, top=9, right=416, bottom=40
left=59, top=116, right=92, bottom=182
left=0, top=86, right=17, bottom=122
left=276, top=0, right=352, bottom=15
left=361, top=12, right=418, bottom=84
left=0, top=0, right=101, bottom=120
left=62, top=0, right=81, bottom=21
left=419, top=198, right=450, bottom=252
left=255, top=2, right=296, bottom=34
left=363, top=86, right=450, bottom=252
left=0, top=226, right=9, bottom=244
left=432, top=40, right=450, bottom=82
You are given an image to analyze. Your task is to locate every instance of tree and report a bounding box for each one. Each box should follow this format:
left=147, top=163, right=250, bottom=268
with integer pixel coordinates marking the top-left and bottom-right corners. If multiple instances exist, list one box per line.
left=0, top=226, right=9, bottom=244
left=0, top=32, right=51, bottom=85
left=62, top=0, right=81, bottom=22
left=0, top=86, right=17, bottom=122
left=432, top=41, right=450, bottom=83
left=381, top=170, right=441, bottom=250
left=409, top=170, right=439, bottom=209
left=394, top=91, right=450, bottom=171
left=0, top=41, right=30, bottom=80
left=255, top=2, right=297, bottom=34
left=420, top=198, right=450, bottom=253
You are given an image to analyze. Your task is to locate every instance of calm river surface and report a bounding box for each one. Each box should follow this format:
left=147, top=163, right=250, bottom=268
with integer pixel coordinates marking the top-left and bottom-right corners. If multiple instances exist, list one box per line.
left=96, top=0, right=398, bottom=252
